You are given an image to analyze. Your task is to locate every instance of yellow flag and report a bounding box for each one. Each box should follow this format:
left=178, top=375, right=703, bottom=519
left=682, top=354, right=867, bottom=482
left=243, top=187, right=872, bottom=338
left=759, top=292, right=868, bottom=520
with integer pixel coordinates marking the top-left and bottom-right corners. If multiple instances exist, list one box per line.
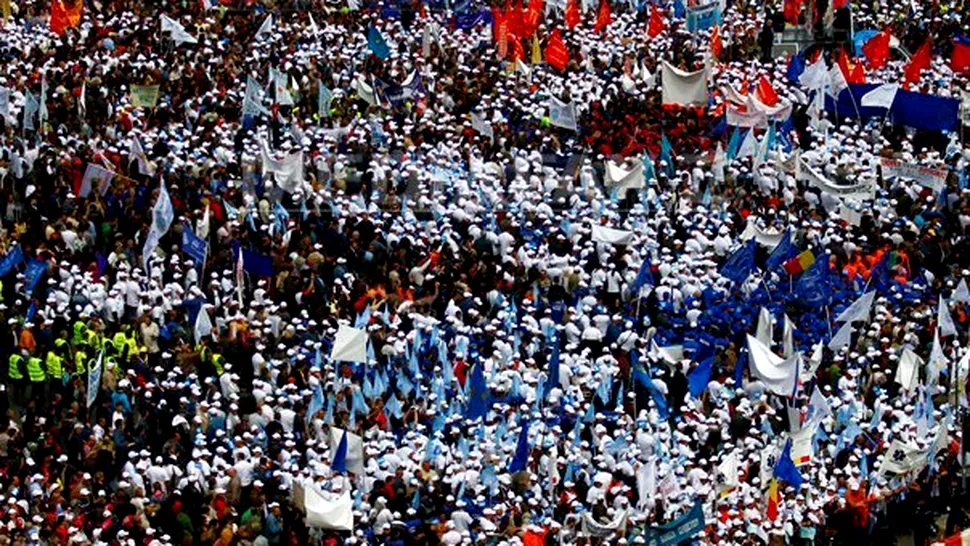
left=0, top=0, right=10, bottom=22
left=531, top=36, right=541, bottom=65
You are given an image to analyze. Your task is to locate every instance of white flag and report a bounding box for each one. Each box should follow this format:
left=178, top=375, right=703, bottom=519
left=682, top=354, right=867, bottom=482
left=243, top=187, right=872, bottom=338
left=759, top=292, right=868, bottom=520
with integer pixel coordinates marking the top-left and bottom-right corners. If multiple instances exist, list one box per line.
left=737, top=129, right=758, bottom=158
left=197, top=204, right=210, bottom=239
left=255, top=14, right=274, bottom=39
left=160, top=14, right=198, bottom=45
left=79, top=164, right=115, bottom=198
left=129, top=134, right=155, bottom=176
left=548, top=96, right=578, bottom=131
left=835, top=291, right=875, bottom=324
left=798, top=57, right=827, bottom=90
left=806, top=386, right=831, bottom=428
left=716, top=452, right=739, bottom=493
left=194, top=307, right=213, bottom=344
left=756, top=307, right=772, bottom=347
left=827, top=321, right=853, bottom=352
left=782, top=314, right=795, bottom=358
left=937, top=298, right=957, bottom=337
left=877, top=439, right=927, bottom=476
left=746, top=335, right=799, bottom=396
left=259, top=137, right=304, bottom=193
left=952, top=278, right=970, bottom=304
left=470, top=113, right=494, bottom=141
left=896, top=347, right=923, bottom=391
left=636, top=459, right=656, bottom=509
left=860, top=83, right=898, bottom=109
left=87, top=350, right=103, bottom=408
left=713, top=142, right=726, bottom=182
left=826, top=65, right=848, bottom=98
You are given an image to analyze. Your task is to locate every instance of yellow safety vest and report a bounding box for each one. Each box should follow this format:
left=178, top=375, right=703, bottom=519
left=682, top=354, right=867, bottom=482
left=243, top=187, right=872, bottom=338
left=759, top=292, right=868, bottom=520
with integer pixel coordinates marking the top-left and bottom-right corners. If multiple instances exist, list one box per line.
left=75, top=349, right=87, bottom=375
left=112, top=332, right=127, bottom=354
left=8, top=354, right=23, bottom=380
left=46, top=351, right=62, bottom=380
left=26, top=357, right=45, bottom=382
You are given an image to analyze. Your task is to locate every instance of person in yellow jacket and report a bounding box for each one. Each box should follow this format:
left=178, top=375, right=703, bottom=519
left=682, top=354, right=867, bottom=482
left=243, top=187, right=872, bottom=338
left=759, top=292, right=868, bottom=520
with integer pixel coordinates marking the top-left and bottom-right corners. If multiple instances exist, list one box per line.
left=7, top=351, right=25, bottom=408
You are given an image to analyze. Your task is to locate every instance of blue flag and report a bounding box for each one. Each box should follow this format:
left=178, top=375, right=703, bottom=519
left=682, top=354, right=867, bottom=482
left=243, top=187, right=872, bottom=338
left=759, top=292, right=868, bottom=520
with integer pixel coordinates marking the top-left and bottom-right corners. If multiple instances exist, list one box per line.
left=546, top=340, right=560, bottom=400
left=660, top=133, right=675, bottom=178
left=633, top=366, right=670, bottom=419
left=331, top=431, right=349, bottom=473
left=642, top=152, right=657, bottom=183
left=24, top=259, right=47, bottom=295
left=869, top=253, right=892, bottom=294
left=786, top=52, right=806, bottom=83
left=687, top=357, right=714, bottom=398
left=632, top=255, right=655, bottom=293
left=766, top=229, right=797, bottom=270
left=306, top=384, right=325, bottom=425
left=368, top=26, right=391, bottom=60
left=181, top=223, right=208, bottom=269
left=0, top=246, right=24, bottom=277
left=508, top=421, right=530, bottom=473
left=726, top=127, right=742, bottom=160
left=465, top=364, right=489, bottom=420
left=719, top=239, right=757, bottom=284
left=773, top=439, right=804, bottom=488
left=794, top=252, right=832, bottom=307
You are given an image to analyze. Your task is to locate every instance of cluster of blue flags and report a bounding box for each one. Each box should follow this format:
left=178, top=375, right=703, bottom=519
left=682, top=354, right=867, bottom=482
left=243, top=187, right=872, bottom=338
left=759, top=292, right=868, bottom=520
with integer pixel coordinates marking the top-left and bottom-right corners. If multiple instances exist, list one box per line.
left=719, top=239, right=757, bottom=284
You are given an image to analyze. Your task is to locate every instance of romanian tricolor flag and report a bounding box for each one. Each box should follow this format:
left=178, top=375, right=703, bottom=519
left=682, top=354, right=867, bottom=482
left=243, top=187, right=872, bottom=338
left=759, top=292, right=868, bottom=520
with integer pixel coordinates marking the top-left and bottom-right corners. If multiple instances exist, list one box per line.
left=766, top=478, right=780, bottom=521
left=784, top=250, right=815, bottom=276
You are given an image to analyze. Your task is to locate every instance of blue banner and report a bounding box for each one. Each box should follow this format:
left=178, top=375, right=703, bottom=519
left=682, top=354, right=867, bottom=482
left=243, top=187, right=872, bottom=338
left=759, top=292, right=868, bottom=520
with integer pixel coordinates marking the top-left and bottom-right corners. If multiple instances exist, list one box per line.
left=825, top=84, right=960, bottom=132
left=645, top=501, right=705, bottom=546
left=374, top=73, right=427, bottom=108
left=181, top=223, right=208, bottom=269
left=24, top=259, right=47, bottom=295
left=686, top=2, right=721, bottom=32
left=0, top=246, right=24, bottom=277
left=454, top=10, right=491, bottom=29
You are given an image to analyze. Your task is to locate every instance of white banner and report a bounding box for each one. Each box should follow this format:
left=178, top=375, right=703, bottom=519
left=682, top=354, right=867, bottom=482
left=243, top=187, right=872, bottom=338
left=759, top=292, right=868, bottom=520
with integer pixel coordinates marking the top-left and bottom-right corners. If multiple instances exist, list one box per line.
left=549, top=96, right=578, bottom=131
left=798, top=159, right=875, bottom=200
left=304, top=487, right=354, bottom=531
left=661, top=61, right=708, bottom=107
left=87, top=350, right=103, bottom=408
left=739, top=218, right=785, bottom=248
left=260, top=138, right=305, bottom=194
left=880, top=158, right=948, bottom=193
left=591, top=225, right=635, bottom=245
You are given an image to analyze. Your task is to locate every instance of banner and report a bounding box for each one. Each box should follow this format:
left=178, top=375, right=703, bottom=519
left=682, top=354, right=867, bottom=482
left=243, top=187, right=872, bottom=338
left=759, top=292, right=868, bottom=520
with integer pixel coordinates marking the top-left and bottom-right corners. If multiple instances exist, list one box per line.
left=131, top=85, right=161, bottom=109
left=726, top=102, right=768, bottom=128
left=790, top=424, right=815, bottom=466
left=739, top=218, right=786, bottom=248
left=591, top=225, right=635, bottom=245
left=797, top=159, right=875, bottom=200
left=880, top=158, right=949, bottom=192
left=825, top=84, right=960, bottom=132
left=87, top=350, right=103, bottom=408
left=581, top=509, right=630, bottom=537
left=548, top=96, right=578, bottom=131
left=686, top=2, right=721, bottom=32
left=0, top=247, right=24, bottom=277
left=374, top=71, right=426, bottom=108
left=644, top=501, right=705, bottom=546
left=661, top=61, right=709, bottom=106
left=304, top=487, right=354, bottom=531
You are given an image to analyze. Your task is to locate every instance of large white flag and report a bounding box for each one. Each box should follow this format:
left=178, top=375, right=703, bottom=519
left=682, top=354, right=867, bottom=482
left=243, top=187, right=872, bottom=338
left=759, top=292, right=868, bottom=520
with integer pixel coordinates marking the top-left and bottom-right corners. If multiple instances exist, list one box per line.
left=548, top=96, right=578, bottom=131
left=798, top=57, right=827, bottom=90
left=331, top=325, right=368, bottom=363
left=470, top=113, right=494, bottom=141
left=952, top=279, right=970, bottom=304
left=827, top=321, right=853, bottom=352
left=746, top=335, right=799, bottom=396
left=129, top=134, right=155, bottom=176
left=877, top=439, right=927, bottom=476
left=194, top=307, right=213, bottom=344
left=259, top=138, right=305, bottom=193
left=304, top=487, right=354, bottom=531
left=328, top=427, right=365, bottom=474
left=782, top=314, right=795, bottom=358
left=661, top=61, right=708, bottom=106
left=756, top=307, right=772, bottom=347
left=142, top=179, right=174, bottom=272
left=605, top=160, right=645, bottom=191
left=826, top=65, right=848, bottom=98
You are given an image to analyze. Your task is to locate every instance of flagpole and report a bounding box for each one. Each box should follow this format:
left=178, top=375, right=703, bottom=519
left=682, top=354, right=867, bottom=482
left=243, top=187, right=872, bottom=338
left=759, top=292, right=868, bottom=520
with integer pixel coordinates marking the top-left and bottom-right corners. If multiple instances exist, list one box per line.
left=824, top=306, right=832, bottom=339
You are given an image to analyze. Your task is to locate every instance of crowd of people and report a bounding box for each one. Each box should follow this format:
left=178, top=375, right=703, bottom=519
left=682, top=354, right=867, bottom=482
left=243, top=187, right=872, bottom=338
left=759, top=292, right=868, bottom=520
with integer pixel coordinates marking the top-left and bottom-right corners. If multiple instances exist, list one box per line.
left=0, top=0, right=969, bottom=543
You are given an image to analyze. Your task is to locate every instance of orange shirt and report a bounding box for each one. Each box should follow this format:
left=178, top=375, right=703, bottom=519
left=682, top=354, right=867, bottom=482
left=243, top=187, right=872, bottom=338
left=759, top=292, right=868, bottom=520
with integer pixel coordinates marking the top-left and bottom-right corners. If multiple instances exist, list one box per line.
left=19, top=329, right=35, bottom=355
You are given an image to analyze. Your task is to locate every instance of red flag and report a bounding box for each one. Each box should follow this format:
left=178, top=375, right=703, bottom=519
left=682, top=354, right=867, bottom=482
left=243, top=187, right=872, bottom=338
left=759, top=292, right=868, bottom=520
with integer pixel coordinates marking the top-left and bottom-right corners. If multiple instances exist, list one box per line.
left=50, top=0, right=82, bottom=35
left=564, top=0, right=581, bottom=30
left=711, top=25, right=722, bottom=59
left=647, top=5, right=665, bottom=38
left=506, top=0, right=525, bottom=37
left=832, top=0, right=849, bottom=9
left=953, top=39, right=970, bottom=73
left=594, top=0, right=611, bottom=33
left=492, top=6, right=506, bottom=43
left=522, top=0, right=544, bottom=37
left=836, top=48, right=853, bottom=79
left=849, top=61, right=866, bottom=84
left=904, top=39, right=931, bottom=89
left=510, top=37, right=526, bottom=62
left=545, top=28, right=569, bottom=71
left=862, top=29, right=891, bottom=69
left=783, top=0, right=802, bottom=25
left=756, top=76, right=779, bottom=106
